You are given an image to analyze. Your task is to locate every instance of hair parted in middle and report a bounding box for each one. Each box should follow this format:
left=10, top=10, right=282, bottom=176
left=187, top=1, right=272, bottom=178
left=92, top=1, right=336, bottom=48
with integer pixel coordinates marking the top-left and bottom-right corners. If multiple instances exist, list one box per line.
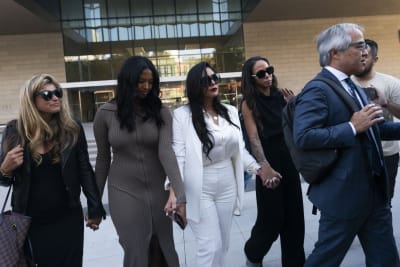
left=185, top=61, right=238, bottom=158
left=115, top=55, right=164, bottom=132
left=241, top=56, right=278, bottom=130
left=18, top=73, right=79, bottom=164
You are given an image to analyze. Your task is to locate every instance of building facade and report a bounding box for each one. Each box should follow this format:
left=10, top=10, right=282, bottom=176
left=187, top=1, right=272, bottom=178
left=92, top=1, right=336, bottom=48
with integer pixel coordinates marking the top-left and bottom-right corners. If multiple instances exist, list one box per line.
left=0, top=0, right=399, bottom=123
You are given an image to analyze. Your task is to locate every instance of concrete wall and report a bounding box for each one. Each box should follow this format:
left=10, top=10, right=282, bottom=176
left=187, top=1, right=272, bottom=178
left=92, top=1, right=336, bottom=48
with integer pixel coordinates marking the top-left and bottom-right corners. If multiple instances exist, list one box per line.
left=0, top=32, right=65, bottom=124
left=243, top=15, right=400, bottom=93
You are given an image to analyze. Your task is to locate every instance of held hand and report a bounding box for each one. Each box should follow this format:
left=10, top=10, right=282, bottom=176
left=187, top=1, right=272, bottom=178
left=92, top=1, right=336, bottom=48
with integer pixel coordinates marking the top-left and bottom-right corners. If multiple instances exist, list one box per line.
left=350, top=104, right=384, bottom=133
left=279, top=88, right=295, bottom=102
left=85, top=214, right=102, bottom=231
left=164, top=186, right=177, bottom=216
left=258, top=164, right=282, bottom=189
left=0, top=145, right=24, bottom=175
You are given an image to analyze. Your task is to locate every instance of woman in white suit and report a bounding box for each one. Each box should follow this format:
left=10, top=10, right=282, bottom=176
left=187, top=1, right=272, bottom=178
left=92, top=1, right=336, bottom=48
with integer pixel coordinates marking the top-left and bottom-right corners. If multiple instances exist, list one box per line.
left=172, top=62, right=280, bottom=267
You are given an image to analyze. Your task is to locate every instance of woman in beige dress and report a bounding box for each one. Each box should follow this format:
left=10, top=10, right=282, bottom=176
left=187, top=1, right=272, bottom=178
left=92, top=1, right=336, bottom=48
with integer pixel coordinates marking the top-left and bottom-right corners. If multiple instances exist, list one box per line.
left=93, top=56, right=186, bottom=267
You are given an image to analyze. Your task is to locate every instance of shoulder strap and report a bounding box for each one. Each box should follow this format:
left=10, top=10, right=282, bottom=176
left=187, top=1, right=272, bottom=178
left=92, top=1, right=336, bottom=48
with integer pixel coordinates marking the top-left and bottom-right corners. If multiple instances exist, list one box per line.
left=1, top=185, right=12, bottom=214
left=313, top=77, right=360, bottom=113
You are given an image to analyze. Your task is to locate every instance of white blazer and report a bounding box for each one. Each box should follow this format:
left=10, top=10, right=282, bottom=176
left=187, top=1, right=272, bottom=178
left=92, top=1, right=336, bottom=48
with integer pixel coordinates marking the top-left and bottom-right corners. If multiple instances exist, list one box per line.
left=172, top=104, right=259, bottom=222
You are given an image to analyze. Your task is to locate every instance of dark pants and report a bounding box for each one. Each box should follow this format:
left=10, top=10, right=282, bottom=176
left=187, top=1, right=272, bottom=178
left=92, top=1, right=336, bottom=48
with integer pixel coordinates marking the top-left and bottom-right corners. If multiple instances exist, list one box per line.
left=244, top=139, right=305, bottom=266
left=305, top=187, right=400, bottom=267
left=384, top=153, right=399, bottom=200
left=29, top=208, right=84, bottom=267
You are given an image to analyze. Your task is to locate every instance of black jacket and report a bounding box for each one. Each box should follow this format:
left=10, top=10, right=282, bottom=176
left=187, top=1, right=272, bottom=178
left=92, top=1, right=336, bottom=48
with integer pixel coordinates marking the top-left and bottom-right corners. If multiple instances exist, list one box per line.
left=0, top=120, right=106, bottom=219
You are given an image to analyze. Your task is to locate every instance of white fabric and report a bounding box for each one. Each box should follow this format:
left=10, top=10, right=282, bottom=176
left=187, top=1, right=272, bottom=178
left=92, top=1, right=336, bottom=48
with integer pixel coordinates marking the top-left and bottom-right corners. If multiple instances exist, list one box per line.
left=172, top=104, right=260, bottom=223
left=202, top=113, right=239, bottom=166
left=188, top=158, right=236, bottom=267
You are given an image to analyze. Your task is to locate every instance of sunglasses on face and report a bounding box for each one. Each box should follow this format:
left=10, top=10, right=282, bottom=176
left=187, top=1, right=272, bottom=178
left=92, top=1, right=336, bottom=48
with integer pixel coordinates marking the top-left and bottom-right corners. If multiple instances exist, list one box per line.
left=200, top=73, right=220, bottom=87
left=35, top=88, right=63, bottom=101
left=252, top=66, right=274, bottom=79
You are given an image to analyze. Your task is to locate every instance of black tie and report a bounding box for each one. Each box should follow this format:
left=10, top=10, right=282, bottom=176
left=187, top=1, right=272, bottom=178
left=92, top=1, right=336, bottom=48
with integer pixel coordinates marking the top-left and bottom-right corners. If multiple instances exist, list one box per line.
left=344, top=78, right=361, bottom=107
left=344, top=78, right=383, bottom=176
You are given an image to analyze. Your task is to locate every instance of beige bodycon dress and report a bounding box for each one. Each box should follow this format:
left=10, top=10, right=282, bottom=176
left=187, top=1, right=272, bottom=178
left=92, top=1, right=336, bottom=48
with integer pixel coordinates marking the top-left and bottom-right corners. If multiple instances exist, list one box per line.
left=93, top=102, right=185, bottom=267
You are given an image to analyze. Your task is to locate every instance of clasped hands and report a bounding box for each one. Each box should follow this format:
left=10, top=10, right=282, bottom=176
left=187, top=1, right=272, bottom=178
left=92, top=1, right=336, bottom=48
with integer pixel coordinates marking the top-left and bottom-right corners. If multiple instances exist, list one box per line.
left=85, top=214, right=103, bottom=231
left=258, top=164, right=282, bottom=189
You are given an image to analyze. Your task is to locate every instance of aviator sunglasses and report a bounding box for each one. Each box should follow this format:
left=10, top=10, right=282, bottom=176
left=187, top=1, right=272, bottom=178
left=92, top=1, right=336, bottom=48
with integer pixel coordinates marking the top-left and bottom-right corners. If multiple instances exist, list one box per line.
left=35, top=88, right=63, bottom=101
left=200, top=73, right=221, bottom=87
left=252, top=66, right=274, bottom=79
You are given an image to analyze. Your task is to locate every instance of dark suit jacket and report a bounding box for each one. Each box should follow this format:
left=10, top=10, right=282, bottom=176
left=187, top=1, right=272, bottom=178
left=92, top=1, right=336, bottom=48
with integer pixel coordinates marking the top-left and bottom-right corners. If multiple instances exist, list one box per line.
left=293, top=68, right=400, bottom=219
left=0, top=120, right=105, bottom=219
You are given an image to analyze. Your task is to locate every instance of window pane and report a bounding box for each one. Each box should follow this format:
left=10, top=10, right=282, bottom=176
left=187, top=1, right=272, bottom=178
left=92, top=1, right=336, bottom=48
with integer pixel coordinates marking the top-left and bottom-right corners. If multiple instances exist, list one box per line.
left=175, top=0, right=196, bottom=15
left=107, top=0, right=130, bottom=17
left=153, top=0, right=175, bottom=15
left=131, top=0, right=152, bottom=16
left=60, top=0, right=84, bottom=20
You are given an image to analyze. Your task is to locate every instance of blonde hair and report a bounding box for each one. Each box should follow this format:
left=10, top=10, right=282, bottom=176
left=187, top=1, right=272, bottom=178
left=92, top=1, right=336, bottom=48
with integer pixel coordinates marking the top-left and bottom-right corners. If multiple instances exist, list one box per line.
left=17, top=74, right=79, bottom=164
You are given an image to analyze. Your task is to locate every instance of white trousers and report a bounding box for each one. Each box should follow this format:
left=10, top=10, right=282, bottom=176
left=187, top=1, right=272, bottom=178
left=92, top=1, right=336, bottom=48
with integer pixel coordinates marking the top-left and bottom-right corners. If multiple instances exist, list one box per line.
left=189, top=159, right=237, bottom=267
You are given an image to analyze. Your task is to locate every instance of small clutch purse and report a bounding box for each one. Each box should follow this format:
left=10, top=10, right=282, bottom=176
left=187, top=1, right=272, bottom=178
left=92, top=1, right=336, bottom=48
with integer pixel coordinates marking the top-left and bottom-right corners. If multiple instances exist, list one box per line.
left=174, top=212, right=186, bottom=230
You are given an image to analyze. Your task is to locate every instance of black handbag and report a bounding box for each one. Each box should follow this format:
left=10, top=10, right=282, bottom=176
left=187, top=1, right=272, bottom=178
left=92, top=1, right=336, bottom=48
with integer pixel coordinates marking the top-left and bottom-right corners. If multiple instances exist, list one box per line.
left=0, top=185, right=32, bottom=266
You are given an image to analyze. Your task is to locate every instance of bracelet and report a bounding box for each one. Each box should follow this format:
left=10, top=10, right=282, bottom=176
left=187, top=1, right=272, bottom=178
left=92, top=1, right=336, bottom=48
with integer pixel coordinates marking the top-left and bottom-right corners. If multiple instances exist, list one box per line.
left=0, top=166, right=12, bottom=178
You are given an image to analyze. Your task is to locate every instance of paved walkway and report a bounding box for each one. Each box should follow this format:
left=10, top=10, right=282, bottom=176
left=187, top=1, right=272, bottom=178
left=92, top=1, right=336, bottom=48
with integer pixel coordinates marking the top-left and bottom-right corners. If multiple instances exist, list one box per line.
left=0, top=123, right=399, bottom=266
left=80, top=179, right=400, bottom=267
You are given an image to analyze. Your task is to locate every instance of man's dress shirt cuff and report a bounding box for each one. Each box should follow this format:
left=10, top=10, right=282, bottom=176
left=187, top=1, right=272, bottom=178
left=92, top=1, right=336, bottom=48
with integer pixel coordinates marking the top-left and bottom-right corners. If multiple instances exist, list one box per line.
left=348, top=122, right=357, bottom=135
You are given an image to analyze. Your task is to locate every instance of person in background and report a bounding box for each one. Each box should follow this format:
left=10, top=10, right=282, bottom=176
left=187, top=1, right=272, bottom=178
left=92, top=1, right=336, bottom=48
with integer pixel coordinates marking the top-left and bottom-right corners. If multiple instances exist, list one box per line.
left=352, top=38, right=400, bottom=201
left=172, top=62, right=266, bottom=267
left=294, top=23, right=400, bottom=266
left=240, top=56, right=305, bottom=267
left=0, top=73, right=106, bottom=266
left=93, top=56, right=186, bottom=267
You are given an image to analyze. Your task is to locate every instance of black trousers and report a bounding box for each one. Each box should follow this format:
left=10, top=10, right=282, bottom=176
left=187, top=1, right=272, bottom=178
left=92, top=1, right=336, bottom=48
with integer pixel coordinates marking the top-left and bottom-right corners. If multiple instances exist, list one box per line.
left=28, top=208, right=84, bottom=267
left=244, top=140, right=305, bottom=266
left=384, top=153, right=399, bottom=200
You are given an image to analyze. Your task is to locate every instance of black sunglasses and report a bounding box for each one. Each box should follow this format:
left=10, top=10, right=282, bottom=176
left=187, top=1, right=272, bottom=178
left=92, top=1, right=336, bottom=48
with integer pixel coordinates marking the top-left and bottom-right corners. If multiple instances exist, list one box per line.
left=200, top=73, right=220, bottom=87
left=252, top=66, right=274, bottom=79
left=35, top=88, right=63, bottom=101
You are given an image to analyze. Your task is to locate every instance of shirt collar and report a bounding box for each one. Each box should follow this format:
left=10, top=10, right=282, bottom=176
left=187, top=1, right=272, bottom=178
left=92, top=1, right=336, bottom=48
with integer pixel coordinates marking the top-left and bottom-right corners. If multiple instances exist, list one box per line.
left=324, top=66, right=349, bottom=82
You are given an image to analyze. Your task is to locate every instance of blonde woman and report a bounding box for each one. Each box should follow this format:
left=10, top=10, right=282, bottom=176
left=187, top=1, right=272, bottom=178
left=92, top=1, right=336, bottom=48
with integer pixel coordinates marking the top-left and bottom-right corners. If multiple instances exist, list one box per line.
left=0, top=74, right=105, bottom=266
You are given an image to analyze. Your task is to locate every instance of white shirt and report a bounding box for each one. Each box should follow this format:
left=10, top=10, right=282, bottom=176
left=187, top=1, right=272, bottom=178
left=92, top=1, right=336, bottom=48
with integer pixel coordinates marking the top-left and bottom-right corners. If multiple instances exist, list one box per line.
left=202, top=114, right=239, bottom=166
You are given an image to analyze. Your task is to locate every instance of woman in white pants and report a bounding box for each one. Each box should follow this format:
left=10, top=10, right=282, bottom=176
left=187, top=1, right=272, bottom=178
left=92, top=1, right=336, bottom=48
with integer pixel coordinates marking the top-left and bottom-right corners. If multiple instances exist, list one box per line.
left=172, top=62, right=280, bottom=267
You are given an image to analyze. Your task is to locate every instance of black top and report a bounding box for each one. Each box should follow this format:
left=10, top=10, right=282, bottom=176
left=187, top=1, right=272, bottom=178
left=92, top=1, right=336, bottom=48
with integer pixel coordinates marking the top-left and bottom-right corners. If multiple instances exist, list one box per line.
left=255, top=88, right=286, bottom=140
left=27, top=153, right=69, bottom=220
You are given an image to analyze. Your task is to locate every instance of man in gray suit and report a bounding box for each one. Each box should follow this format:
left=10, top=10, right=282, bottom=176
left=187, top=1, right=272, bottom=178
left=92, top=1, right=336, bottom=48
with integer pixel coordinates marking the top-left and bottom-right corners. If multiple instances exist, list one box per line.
left=293, top=23, right=400, bottom=266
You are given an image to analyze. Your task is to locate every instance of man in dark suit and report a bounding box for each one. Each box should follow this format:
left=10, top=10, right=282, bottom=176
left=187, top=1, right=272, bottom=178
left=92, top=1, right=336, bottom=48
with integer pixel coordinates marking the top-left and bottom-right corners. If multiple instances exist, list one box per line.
left=293, top=23, right=400, bottom=266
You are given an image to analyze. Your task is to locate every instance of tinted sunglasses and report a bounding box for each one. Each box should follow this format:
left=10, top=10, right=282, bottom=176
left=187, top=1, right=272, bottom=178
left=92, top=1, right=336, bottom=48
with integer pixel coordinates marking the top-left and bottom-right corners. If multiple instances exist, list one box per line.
left=200, top=73, right=220, bottom=87
left=252, top=66, right=274, bottom=79
left=35, top=88, right=63, bottom=101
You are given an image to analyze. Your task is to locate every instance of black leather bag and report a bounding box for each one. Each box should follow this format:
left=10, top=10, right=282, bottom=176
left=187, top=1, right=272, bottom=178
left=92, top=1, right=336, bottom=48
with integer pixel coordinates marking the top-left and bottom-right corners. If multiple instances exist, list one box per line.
left=282, top=77, right=359, bottom=184
left=0, top=185, right=32, bottom=267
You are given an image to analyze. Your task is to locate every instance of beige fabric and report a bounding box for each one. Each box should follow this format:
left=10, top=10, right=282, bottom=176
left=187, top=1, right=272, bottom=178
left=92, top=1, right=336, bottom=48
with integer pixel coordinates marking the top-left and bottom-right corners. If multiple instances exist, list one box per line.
left=93, top=102, right=185, bottom=267
left=352, top=72, right=400, bottom=156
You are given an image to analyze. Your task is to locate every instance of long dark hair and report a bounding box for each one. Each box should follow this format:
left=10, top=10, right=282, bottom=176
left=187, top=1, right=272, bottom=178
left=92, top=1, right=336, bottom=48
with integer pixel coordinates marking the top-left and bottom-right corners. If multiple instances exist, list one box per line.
left=241, top=56, right=278, bottom=128
left=116, top=56, right=163, bottom=132
left=186, top=62, right=238, bottom=158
